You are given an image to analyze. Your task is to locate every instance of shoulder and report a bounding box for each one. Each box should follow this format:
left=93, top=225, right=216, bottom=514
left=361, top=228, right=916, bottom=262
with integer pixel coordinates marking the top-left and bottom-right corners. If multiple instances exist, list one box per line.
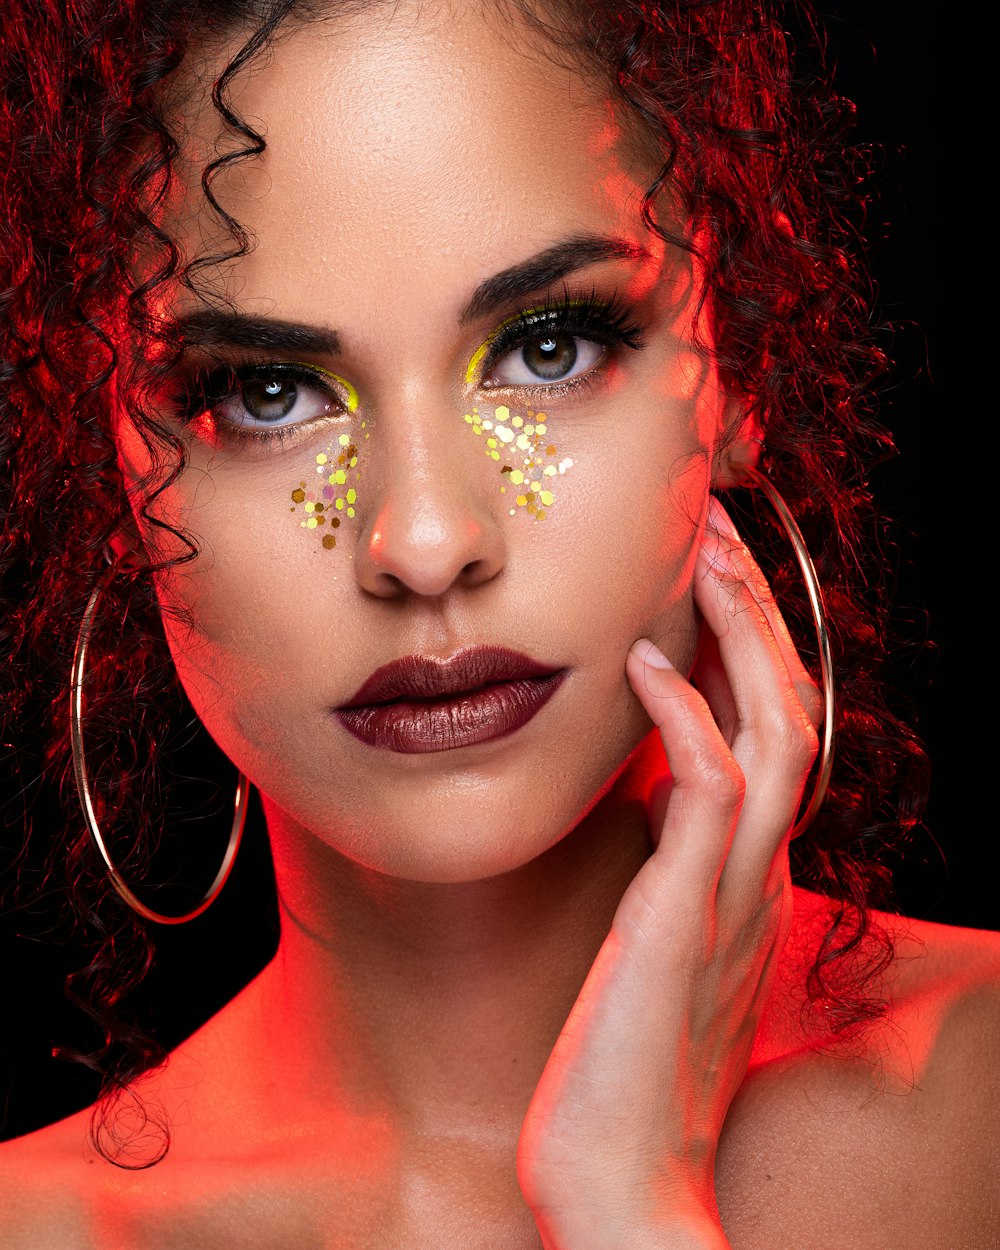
left=0, top=1093, right=229, bottom=1249
left=0, top=1110, right=96, bottom=1250
left=0, top=982, right=299, bottom=1249
left=870, top=902, right=1000, bottom=1171
left=790, top=885, right=1000, bottom=1057
left=719, top=887, right=1000, bottom=1249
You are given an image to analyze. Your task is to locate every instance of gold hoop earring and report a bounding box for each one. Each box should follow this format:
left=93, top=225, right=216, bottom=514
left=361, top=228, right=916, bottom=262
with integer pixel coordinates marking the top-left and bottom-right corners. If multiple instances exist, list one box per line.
left=725, top=463, right=835, bottom=838
left=70, top=566, right=249, bottom=925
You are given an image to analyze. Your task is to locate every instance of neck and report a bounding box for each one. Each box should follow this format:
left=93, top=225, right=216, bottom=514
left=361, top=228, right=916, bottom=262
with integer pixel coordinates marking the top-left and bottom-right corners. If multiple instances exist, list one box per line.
left=250, top=731, right=666, bottom=1143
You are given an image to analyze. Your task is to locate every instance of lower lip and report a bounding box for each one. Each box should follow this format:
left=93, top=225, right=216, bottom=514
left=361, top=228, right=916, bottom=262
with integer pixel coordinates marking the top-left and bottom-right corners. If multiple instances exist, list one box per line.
left=335, top=672, right=566, bottom=754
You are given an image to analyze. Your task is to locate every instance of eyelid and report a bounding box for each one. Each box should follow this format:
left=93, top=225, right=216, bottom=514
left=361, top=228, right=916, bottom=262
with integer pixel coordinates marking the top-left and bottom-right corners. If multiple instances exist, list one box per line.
left=168, top=358, right=359, bottom=451
left=464, top=299, right=593, bottom=386
left=276, top=361, right=360, bottom=413
left=479, top=367, right=604, bottom=404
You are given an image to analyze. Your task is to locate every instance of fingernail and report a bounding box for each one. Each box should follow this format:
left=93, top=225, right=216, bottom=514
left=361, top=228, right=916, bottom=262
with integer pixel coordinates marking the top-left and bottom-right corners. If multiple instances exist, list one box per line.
left=708, top=496, right=740, bottom=538
left=631, top=638, right=674, bottom=669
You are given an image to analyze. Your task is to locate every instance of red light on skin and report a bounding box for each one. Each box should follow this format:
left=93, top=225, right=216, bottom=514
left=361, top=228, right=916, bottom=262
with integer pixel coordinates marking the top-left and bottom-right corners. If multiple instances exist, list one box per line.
left=190, top=409, right=222, bottom=448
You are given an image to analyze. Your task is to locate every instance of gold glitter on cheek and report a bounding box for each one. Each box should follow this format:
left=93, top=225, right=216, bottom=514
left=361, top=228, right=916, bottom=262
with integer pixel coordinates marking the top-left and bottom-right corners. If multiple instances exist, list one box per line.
left=462, top=402, right=574, bottom=520
left=288, top=418, right=370, bottom=550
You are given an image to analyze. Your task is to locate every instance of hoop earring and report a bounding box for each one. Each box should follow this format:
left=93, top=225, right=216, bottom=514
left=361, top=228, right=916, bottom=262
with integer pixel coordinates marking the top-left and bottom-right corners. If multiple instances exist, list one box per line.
left=70, top=566, right=249, bottom=925
left=725, top=463, right=835, bottom=838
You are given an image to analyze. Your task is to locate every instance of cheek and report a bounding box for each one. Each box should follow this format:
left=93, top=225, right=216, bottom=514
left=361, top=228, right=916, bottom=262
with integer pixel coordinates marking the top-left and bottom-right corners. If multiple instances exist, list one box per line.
left=453, top=382, right=707, bottom=670
left=153, top=538, right=325, bottom=789
left=609, top=480, right=703, bottom=672
left=565, top=418, right=707, bottom=673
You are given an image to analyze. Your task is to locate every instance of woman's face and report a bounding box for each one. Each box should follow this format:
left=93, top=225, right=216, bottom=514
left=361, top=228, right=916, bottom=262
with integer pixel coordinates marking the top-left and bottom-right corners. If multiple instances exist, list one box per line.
left=118, top=1, right=750, bottom=883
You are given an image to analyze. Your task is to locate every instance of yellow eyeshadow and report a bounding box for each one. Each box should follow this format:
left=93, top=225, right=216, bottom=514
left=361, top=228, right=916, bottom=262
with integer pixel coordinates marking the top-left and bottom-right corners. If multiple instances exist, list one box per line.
left=285, top=362, right=360, bottom=413
left=462, top=299, right=590, bottom=387
left=465, top=339, right=492, bottom=387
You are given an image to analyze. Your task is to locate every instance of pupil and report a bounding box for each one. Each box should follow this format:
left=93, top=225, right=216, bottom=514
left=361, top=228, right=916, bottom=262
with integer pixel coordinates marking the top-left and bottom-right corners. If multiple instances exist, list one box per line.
left=244, top=373, right=298, bottom=421
left=523, top=335, right=577, bottom=381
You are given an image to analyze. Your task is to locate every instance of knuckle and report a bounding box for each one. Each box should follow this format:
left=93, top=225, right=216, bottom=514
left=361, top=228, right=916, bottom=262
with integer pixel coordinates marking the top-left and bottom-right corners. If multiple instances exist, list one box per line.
left=691, top=751, right=746, bottom=808
left=755, top=701, right=819, bottom=770
left=801, top=714, right=821, bottom=758
left=744, top=725, right=817, bottom=796
left=706, top=538, right=755, bottom=598
left=721, top=567, right=759, bottom=615
left=783, top=713, right=820, bottom=768
left=798, top=677, right=824, bottom=730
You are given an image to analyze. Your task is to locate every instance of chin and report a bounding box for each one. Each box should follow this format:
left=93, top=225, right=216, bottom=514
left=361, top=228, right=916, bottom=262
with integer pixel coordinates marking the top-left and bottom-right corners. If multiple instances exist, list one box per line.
left=258, top=678, right=655, bottom=882
left=330, top=802, right=585, bottom=886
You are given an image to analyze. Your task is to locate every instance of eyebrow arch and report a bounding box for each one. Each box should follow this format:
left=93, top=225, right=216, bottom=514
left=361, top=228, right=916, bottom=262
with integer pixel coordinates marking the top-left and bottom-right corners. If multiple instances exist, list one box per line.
left=459, top=233, right=649, bottom=324
left=174, top=234, right=648, bottom=354
left=177, top=310, right=342, bottom=356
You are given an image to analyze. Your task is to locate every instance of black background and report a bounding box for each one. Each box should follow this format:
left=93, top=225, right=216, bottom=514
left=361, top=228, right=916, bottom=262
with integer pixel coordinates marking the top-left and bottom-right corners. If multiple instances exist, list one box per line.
left=1, top=0, right=978, bottom=1145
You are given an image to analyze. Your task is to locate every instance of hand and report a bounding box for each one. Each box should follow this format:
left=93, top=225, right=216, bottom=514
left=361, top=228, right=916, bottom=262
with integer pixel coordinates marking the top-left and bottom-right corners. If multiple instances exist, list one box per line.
left=516, top=497, right=822, bottom=1250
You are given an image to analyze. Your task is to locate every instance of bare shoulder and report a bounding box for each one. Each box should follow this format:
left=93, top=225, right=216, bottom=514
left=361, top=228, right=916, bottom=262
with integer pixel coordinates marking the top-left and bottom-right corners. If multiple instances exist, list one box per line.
left=0, top=1108, right=97, bottom=1250
left=795, top=884, right=1000, bottom=1058
left=870, top=896, right=1000, bottom=1149
left=717, top=887, right=1000, bottom=1249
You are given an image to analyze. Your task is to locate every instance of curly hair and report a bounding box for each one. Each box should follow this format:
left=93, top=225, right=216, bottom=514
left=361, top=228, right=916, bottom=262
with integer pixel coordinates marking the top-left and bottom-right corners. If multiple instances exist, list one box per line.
left=1, top=0, right=929, bottom=1167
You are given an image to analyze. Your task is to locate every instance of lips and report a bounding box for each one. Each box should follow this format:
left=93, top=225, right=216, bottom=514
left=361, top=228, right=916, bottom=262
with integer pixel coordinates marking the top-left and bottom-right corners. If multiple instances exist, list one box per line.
left=335, top=646, right=566, bottom=753
left=339, top=646, right=558, bottom=707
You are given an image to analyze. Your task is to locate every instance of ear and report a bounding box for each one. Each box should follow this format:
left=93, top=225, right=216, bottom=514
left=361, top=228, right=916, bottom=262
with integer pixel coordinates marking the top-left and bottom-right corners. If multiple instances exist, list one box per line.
left=107, top=517, right=149, bottom=569
left=711, top=395, right=765, bottom=489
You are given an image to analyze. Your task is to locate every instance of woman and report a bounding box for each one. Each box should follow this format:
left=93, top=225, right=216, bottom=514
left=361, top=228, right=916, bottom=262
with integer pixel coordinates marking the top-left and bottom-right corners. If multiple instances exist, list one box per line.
left=0, top=0, right=994, bottom=1246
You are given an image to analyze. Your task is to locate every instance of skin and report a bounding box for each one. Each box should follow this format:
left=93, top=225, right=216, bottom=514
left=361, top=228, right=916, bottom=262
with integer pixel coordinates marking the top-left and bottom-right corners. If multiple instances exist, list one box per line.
left=2, top=3, right=1000, bottom=1248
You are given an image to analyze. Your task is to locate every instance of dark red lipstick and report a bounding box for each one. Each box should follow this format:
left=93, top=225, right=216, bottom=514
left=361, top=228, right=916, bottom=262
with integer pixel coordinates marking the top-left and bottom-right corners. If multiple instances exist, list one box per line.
left=335, top=646, right=566, bottom=754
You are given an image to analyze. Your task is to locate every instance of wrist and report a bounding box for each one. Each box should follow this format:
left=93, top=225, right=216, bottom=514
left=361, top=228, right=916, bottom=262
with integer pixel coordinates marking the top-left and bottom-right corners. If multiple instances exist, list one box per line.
left=535, top=1206, right=732, bottom=1250
left=630, top=1215, right=733, bottom=1250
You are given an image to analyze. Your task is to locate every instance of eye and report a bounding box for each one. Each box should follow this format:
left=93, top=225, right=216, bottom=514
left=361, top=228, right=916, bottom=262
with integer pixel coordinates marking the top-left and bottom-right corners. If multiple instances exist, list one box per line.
left=485, top=334, right=605, bottom=387
left=210, top=365, right=342, bottom=430
left=170, top=361, right=353, bottom=440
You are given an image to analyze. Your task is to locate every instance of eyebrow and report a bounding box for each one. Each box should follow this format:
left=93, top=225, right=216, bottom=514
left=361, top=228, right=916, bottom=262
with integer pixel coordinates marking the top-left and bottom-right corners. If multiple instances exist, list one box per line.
left=176, top=310, right=342, bottom=356
left=176, top=233, right=648, bottom=354
left=458, top=233, right=648, bottom=324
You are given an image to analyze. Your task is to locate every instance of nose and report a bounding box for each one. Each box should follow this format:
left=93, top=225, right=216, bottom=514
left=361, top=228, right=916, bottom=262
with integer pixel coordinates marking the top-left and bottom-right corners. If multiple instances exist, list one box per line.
left=352, top=400, right=508, bottom=599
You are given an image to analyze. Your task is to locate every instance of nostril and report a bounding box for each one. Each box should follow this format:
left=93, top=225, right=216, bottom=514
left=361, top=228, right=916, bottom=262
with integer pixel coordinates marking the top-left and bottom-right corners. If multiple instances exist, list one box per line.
left=352, top=491, right=508, bottom=600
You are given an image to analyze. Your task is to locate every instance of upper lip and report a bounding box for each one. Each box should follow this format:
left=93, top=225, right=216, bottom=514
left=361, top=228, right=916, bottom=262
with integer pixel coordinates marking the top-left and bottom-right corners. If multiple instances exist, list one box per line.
left=338, top=646, right=562, bottom=708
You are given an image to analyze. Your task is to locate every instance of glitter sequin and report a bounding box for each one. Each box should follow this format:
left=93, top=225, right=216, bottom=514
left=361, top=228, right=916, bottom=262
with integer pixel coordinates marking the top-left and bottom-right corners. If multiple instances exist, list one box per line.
left=288, top=414, right=369, bottom=549
left=462, top=401, right=573, bottom=519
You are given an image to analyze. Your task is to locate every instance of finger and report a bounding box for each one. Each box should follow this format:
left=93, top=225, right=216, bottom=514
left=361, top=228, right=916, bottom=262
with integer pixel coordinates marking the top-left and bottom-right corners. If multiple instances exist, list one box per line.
left=693, top=522, right=818, bottom=897
left=707, top=497, right=824, bottom=731
left=624, top=639, right=744, bottom=900
left=741, top=871, right=796, bottom=1044
left=689, top=621, right=738, bottom=746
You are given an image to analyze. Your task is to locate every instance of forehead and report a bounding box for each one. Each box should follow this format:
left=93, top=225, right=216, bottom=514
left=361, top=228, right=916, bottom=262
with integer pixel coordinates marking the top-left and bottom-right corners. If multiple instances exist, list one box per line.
left=162, top=2, right=663, bottom=316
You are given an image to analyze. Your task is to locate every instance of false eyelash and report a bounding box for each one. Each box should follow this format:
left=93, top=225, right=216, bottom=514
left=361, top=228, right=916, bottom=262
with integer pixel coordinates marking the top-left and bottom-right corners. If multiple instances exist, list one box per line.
left=164, top=359, right=348, bottom=448
left=474, top=285, right=647, bottom=383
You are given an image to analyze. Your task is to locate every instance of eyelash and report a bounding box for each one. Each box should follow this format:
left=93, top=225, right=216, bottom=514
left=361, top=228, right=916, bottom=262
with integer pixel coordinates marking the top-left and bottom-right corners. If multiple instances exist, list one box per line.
left=476, top=288, right=646, bottom=395
left=166, top=289, right=646, bottom=449
left=165, top=360, right=349, bottom=451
